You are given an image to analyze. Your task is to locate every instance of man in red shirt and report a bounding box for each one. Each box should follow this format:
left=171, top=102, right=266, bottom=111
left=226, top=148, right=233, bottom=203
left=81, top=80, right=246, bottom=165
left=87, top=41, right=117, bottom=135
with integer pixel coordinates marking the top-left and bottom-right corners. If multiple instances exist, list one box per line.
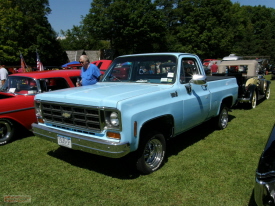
left=210, top=62, right=218, bottom=74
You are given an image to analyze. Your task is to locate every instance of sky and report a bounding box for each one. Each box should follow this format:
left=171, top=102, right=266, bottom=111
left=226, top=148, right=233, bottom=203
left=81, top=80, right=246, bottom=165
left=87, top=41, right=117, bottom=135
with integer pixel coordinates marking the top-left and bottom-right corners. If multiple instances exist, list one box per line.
left=48, top=0, right=275, bottom=35
left=48, top=0, right=92, bottom=34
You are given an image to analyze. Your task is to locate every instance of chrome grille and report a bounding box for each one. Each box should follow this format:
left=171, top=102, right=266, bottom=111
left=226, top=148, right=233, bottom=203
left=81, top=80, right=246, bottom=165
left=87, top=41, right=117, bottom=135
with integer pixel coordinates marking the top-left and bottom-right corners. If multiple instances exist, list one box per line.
left=41, top=102, right=101, bottom=132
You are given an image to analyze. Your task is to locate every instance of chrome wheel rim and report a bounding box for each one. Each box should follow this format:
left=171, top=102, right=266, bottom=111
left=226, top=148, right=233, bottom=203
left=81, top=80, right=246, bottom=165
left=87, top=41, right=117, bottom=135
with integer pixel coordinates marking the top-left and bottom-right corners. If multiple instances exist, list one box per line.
left=220, top=108, right=228, bottom=129
left=251, top=92, right=257, bottom=109
left=143, top=138, right=163, bottom=169
left=266, top=88, right=270, bottom=99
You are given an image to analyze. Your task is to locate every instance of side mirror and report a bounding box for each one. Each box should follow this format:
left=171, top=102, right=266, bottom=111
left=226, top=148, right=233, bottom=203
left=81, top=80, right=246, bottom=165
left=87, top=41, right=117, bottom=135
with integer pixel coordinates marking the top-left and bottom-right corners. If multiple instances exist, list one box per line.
left=191, top=75, right=207, bottom=85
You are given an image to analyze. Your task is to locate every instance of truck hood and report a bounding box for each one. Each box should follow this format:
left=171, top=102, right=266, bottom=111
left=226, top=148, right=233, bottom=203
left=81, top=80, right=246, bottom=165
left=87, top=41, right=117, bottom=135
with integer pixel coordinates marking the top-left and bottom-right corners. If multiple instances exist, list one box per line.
left=35, top=83, right=172, bottom=108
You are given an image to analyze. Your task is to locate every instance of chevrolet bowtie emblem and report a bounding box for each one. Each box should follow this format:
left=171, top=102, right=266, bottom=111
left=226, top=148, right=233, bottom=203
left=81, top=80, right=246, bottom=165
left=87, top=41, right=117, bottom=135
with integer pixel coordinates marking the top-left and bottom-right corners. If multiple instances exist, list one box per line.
left=62, top=112, right=71, bottom=119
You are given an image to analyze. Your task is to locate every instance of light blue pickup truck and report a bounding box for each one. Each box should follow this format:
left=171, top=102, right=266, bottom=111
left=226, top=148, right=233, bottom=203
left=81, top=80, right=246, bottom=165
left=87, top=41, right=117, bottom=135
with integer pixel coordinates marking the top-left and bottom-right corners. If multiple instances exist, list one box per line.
left=32, top=53, right=238, bottom=174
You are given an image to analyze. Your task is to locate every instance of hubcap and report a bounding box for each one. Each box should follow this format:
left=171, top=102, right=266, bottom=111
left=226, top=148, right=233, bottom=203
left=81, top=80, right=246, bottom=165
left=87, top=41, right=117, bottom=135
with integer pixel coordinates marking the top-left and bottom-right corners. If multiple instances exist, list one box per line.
left=220, top=109, right=228, bottom=128
left=144, top=138, right=163, bottom=169
left=252, top=92, right=256, bottom=108
left=0, top=121, right=11, bottom=140
left=266, top=88, right=270, bottom=99
left=0, top=127, right=4, bottom=138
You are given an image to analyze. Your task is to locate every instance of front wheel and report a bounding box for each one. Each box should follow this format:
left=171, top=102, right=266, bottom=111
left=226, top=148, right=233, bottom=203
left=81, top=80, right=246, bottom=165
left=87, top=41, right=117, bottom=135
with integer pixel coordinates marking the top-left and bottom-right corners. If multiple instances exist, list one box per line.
left=136, top=132, right=166, bottom=175
left=216, top=104, right=229, bottom=130
left=0, top=119, right=15, bottom=145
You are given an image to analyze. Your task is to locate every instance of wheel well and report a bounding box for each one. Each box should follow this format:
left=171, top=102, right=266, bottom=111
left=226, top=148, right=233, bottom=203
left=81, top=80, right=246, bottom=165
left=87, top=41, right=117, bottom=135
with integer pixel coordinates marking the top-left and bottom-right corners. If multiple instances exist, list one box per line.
left=222, top=96, right=234, bottom=108
left=140, top=115, right=174, bottom=140
left=0, top=118, right=18, bottom=126
left=0, top=117, right=25, bottom=131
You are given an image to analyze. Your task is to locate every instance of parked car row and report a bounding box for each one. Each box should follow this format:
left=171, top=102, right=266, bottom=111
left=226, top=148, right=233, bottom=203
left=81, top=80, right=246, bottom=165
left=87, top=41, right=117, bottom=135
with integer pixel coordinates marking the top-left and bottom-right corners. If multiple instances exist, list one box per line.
left=0, top=55, right=274, bottom=205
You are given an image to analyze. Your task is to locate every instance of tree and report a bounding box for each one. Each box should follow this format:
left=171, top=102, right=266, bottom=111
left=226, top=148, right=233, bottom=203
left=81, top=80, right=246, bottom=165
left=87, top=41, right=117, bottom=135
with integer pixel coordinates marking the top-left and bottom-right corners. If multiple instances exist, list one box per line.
left=0, top=0, right=67, bottom=66
left=230, top=5, right=275, bottom=63
left=82, top=0, right=167, bottom=55
left=165, top=0, right=234, bottom=59
left=59, top=25, right=109, bottom=51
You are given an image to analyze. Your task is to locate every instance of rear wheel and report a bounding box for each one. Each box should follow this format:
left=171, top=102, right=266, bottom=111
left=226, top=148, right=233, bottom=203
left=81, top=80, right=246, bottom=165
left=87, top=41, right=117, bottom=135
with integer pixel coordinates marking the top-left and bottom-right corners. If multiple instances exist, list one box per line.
left=0, top=119, right=15, bottom=145
left=265, top=87, right=271, bottom=100
left=216, top=104, right=229, bottom=130
left=249, top=90, right=257, bottom=109
left=259, top=80, right=267, bottom=95
left=136, top=131, right=166, bottom=175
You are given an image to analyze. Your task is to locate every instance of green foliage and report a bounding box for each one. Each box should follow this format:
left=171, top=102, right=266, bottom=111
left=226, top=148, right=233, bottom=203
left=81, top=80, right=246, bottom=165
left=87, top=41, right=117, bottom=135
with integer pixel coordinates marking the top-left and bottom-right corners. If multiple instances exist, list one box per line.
left=3, top=0, right=275, bottom=64
left=59, top=0, right=275, bottom=62
left=0, top=0, right=67, bottom=66
left=82, top=0, right=168, bottom=55
left=168, top=0, right=234, bottom=58
left=60, top=25, right=108, bottom=50
left=233, top=6, right=275, bottom=61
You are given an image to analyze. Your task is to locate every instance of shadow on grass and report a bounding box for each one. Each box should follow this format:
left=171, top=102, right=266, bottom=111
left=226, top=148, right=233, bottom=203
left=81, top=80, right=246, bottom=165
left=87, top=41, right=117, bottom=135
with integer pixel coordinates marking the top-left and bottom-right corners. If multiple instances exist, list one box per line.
left=248, top=189, right=257, bottom=206
left=48, top=147, right=141, bottom=179
left=13, top=125, right=34, bottom=144
left=47, top=114, right=235, bottom=179
left=232, top=97, right=267, bottom=110
left=166, top=114, right=235, bottom=157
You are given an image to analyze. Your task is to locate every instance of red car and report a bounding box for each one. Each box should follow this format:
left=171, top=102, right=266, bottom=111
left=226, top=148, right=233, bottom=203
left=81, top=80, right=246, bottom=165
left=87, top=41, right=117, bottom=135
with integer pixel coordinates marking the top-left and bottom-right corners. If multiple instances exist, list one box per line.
left=0, top=69, right=81, bottom=145
left=91, top=60, right=112, bottom=75
left=203, top=59, right=218, bottom=67
left=62, top=60, right=112, bottom=75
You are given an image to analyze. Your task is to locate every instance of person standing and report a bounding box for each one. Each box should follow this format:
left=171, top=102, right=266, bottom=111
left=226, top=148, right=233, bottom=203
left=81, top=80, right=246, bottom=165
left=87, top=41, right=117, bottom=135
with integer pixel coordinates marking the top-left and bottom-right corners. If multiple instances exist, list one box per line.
left=0, top=64, right=8, bottom=86
left=210, top=61, right=218, bottom=74
left=77, top=55, right=101, bottom=86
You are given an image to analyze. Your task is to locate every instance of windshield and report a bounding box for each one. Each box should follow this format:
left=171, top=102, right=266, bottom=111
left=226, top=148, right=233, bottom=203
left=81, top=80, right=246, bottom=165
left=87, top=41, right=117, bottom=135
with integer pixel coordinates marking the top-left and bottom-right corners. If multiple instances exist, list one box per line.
left=0, top=76, right=38, bottom=95
left=102, top=55, right=177, bottom=84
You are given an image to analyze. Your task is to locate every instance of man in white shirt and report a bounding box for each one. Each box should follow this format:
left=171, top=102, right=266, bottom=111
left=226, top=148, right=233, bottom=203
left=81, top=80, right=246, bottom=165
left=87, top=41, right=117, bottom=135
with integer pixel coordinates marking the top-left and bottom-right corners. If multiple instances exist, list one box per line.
left=0, top=64, right=8, bottom=86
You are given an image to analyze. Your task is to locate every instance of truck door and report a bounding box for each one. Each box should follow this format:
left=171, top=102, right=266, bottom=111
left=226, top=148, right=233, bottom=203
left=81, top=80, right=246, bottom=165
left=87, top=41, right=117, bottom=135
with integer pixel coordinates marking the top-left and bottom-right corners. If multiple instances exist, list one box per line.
left=178, top=57, right=211, bottom=131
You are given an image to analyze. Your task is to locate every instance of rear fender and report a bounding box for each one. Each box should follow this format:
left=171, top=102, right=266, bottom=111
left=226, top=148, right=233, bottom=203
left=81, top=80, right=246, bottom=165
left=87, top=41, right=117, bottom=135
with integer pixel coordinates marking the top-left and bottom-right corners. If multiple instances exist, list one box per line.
left=216, top=96, right=234, bottom=116
left=245, top=84, right=257, bottom=100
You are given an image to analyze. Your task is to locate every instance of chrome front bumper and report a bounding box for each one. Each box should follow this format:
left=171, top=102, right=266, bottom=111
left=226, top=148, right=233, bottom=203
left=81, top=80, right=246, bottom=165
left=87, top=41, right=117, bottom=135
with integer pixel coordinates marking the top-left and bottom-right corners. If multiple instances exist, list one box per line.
left=32, top=123, right=130, bottom=158
left=254, top=177, right=275, bottom=206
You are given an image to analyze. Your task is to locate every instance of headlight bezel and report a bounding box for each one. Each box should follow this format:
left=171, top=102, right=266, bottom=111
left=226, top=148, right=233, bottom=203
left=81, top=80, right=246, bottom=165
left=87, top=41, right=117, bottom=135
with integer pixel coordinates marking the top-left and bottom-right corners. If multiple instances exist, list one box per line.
left=35, top=99, right=44, bottom=123
left=103, top=109, right=122, bottom=131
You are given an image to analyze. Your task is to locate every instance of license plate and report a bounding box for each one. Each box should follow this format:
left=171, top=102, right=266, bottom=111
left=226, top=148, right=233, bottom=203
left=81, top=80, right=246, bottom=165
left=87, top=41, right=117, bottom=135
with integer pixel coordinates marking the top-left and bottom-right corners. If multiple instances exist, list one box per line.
left=57, top=135, right=72, bottom=148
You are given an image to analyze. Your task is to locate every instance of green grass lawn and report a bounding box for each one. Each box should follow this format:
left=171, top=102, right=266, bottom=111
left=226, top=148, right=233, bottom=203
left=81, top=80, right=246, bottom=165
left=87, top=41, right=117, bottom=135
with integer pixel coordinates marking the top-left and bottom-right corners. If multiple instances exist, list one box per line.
left=1, top=75, right=274, bottom=206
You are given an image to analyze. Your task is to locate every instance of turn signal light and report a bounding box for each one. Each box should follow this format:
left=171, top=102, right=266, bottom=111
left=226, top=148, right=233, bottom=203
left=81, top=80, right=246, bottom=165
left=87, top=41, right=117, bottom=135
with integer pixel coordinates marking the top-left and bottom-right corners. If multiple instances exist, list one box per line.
left=107, top=132, right=121, bottom=140
left=37, top=118, right=44, bottom=124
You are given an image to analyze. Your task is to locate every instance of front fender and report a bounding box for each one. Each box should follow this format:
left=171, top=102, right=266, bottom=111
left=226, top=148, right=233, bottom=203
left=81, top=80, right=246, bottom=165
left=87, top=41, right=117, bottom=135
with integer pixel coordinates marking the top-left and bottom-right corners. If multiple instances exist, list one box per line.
left=0, top=107, right=36, bottom=130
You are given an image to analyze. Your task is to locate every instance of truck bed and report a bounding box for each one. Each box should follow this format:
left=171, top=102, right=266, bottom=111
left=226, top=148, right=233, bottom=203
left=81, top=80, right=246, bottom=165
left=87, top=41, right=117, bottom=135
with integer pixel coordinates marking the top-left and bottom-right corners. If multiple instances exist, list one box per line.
left=207, top=75, right=237, bottom=82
